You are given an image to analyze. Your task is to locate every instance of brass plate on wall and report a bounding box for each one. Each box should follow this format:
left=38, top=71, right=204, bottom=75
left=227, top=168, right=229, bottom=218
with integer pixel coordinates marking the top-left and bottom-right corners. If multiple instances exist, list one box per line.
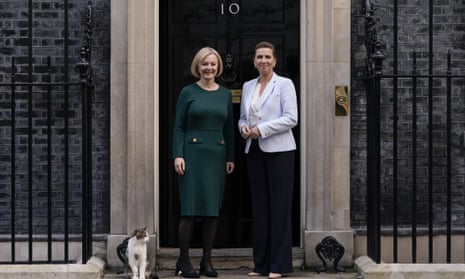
left=335, top=86, right=349, bottom=116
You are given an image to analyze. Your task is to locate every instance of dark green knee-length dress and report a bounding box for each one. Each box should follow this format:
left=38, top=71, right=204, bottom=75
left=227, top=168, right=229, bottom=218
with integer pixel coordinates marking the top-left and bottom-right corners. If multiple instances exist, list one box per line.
left=172, top=83, right=234, bottom=216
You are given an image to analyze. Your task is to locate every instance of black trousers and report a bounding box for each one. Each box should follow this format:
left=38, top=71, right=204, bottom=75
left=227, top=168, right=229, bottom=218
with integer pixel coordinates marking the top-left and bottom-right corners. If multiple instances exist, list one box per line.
left=246, top=140, right=295, bottom=274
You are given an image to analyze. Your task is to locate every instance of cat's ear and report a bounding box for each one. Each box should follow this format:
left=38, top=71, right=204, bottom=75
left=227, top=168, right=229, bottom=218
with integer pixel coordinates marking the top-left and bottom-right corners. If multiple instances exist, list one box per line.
left=143, top=226, right=148, bottom=231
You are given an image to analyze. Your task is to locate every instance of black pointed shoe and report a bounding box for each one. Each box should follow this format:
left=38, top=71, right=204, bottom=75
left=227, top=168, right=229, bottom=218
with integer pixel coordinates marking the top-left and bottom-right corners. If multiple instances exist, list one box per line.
left=175, top=261, right=200, bottom=278
left=199, top=260, right=218, bottom=277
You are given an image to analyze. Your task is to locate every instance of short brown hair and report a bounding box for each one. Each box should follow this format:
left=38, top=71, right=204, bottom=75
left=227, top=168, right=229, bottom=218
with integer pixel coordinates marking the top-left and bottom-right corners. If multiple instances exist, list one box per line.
left=190, top=47, right=224, bottom=78
left=254, top=41, right=276, bottom=58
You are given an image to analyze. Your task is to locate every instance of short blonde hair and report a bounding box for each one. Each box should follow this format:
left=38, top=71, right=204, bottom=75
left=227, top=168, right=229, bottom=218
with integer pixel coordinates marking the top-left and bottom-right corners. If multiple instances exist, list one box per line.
left=190, top=47, right=224, bottom=78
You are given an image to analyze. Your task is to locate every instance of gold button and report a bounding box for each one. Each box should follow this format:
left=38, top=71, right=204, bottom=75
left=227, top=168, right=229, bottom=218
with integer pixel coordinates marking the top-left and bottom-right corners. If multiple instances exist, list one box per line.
left=193, top=138, right=197, bottom=142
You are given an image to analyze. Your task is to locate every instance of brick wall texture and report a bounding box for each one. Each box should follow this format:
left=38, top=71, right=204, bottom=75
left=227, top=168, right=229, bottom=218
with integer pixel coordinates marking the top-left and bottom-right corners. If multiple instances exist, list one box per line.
left=0, top=0, right=110, bottom=235
left=1, top=0, right=464, bottom=238
left=351, top=0, right=465, bottom=232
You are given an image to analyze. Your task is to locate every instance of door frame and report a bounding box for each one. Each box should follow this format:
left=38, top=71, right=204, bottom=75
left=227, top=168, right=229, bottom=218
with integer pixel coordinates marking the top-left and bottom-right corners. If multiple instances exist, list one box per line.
left=153, top=0, right=307, bottom=249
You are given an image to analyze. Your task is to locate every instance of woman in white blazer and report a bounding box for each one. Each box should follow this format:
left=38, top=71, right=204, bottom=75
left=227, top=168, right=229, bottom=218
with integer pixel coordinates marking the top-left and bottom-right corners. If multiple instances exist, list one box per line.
left=238, top=42, right=298, bottom=279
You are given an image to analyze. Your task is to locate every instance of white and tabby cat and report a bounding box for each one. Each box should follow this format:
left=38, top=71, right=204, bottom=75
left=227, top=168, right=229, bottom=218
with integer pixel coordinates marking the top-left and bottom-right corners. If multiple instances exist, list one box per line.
left=126, top=226, right=150, bottom=279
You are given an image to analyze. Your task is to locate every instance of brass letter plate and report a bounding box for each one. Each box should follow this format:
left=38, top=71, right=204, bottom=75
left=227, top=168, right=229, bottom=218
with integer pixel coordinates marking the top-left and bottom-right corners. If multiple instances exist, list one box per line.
left=231, top=89, right=242, bottom=104
left=335, top=86, right=349, bottom=116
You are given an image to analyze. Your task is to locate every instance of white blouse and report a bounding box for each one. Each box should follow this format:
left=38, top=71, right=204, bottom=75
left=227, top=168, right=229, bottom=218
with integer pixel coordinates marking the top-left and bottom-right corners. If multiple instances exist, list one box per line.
left=248, top=83, right=262, bottom=128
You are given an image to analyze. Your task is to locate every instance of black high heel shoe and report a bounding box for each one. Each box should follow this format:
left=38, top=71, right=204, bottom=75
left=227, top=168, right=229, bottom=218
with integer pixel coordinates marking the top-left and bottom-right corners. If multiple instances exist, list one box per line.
left=199, top=260, right=218, bottom=277
left=175, top=261, right=200, bottom=278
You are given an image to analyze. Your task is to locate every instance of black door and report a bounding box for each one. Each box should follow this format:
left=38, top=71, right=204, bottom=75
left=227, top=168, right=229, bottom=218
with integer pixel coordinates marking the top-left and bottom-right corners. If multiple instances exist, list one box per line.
left=159, top=0, right=300, bottom=248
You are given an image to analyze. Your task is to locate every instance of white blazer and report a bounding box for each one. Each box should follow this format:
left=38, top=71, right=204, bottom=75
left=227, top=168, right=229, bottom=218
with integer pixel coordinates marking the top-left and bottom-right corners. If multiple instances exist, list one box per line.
left=238, top=72, right=298, bottom=154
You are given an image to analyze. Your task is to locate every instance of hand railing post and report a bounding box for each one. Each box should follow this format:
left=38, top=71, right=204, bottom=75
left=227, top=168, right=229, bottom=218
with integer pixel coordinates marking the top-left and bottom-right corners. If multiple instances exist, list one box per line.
left=76, top=1, right=93, bottom=263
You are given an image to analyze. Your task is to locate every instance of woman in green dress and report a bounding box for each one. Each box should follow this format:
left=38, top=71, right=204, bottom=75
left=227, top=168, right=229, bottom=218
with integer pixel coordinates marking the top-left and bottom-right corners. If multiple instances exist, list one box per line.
left=172, top=47, right=235, bottom=278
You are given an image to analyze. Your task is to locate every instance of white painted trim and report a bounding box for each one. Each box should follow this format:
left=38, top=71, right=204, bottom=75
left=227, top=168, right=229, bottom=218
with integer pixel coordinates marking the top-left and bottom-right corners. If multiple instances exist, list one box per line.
left=153, top=0, right=160, bottom=250
left=299, top=0, right=307, bottom=249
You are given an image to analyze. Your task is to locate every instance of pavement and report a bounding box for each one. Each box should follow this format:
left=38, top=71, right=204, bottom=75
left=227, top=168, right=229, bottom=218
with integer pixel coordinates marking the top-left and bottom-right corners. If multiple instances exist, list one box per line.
left=103, top=268, right=360, bottom=279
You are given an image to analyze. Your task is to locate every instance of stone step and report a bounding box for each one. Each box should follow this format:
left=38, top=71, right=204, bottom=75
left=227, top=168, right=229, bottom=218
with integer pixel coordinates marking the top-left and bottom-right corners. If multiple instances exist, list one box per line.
left=154, top=247, right=305, bottom=270
left=0, top=256, right=105, bottom=279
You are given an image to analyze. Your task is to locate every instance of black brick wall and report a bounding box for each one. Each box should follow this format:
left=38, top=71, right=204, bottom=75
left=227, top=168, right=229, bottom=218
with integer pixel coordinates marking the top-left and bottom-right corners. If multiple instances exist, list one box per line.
left=0, top=0, right=110, bottom=234
left=3, top=0, right=463, bottom=238
left=351, top=0, right=465, bottom=232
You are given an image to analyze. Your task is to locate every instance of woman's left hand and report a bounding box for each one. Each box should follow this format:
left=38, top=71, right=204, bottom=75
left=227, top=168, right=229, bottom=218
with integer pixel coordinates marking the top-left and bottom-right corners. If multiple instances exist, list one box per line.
left=226, top=162, right=235, bottom=174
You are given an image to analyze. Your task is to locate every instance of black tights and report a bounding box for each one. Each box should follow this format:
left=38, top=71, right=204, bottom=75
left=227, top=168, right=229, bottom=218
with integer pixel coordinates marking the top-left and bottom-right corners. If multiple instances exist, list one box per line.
left=178, top=217, right=218, bottom=270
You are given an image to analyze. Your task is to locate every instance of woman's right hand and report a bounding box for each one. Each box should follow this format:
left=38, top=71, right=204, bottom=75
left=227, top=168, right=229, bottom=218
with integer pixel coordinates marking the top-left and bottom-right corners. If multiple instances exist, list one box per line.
left=241, top=125, right=251, bottom=139
left=174, top=157, right=185, bottom=175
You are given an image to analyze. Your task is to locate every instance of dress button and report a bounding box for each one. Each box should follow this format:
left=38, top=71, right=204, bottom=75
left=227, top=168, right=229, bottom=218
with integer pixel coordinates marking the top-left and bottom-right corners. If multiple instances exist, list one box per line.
left=193, top=138, right=197, bottom=142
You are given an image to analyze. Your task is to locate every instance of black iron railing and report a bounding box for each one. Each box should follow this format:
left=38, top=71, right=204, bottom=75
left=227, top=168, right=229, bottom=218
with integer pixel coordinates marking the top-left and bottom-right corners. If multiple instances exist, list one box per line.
left=364, top=0, right=465, bottom=263
left=0, top=1, right=93, bottom=264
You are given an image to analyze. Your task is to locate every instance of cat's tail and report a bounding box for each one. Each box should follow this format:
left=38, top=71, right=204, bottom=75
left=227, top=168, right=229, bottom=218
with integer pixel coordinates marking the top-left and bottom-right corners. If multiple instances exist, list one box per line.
left=116, top=237, right=130, bottom=265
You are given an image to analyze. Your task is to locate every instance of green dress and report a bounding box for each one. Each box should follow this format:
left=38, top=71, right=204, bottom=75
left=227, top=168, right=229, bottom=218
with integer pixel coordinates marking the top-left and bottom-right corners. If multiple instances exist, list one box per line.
left=172, top=83, right=234, bottom=216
